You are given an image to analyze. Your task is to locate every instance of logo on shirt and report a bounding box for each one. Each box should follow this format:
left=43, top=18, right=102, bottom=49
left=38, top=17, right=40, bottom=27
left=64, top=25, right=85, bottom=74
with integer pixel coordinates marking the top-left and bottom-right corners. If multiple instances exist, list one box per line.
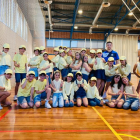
left=102, top=53, right=109, bottom=57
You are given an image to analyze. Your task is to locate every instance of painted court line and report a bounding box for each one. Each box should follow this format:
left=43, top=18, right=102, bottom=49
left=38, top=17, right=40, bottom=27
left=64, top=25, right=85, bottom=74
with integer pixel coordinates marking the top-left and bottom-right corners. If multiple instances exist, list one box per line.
left=0, top=109, right=11, bottom=121
left=118, top=133, right=140, bottom=140
left=92, top=107, right=123, bottom=140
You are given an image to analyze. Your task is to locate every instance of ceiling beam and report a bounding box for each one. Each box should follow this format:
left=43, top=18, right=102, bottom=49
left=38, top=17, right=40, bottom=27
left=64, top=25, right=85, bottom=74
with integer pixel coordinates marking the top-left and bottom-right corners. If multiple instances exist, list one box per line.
left=52, top=1, right=121, bottom=7
left=70, top=0, right=81, bottom=39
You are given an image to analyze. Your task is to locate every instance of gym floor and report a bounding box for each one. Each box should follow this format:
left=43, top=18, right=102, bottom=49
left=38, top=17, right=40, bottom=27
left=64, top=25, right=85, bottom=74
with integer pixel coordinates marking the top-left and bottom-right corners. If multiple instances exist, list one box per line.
left=0, top=75, right=140, bottom=140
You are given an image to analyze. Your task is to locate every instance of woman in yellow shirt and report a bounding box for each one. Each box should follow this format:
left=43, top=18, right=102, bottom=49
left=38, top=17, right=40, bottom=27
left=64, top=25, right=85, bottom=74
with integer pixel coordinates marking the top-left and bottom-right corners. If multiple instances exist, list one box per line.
left=28, top=47, right=41, bottom=79
left=0, top=69, right=12, bottom=110
left=133, top=56, right=140, bottom=94
left=39, top=52, right=52, bottom=84
left=118, top=56, right=131, bottom=81
left=0, top=43, right=12, bottom=76
left=17, top=71, right=36, bottom=109
left=51, top=47, right=59, bottom=71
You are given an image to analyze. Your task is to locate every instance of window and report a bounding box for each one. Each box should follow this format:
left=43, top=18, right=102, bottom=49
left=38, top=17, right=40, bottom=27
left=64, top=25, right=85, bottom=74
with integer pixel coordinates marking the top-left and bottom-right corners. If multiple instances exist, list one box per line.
left=0, top=0, right=28, bottom=41
left=138, top=42, right=140, bottom=49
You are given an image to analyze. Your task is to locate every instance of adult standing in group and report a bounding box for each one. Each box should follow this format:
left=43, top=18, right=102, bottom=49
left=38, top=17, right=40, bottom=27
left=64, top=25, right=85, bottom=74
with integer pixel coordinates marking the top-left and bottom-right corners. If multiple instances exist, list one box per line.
left=102, top=41, right=119, bottom=64
left=102, top=41, right=120, bottom=99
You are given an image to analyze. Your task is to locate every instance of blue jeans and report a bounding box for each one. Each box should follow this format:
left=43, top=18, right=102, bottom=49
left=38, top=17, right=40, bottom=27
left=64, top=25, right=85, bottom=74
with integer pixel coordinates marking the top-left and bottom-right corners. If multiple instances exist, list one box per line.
left=52, top=93, right=64, bottom=108
left=61, top=68, right=68, bottom=78
left=34, top=91, right=47, bottom=104
left=123, top=98, right=139, bottom=111
left=29, top=67, right=38, bottom=78
left=46, top=72, right=51, bottom=84
left=53, top=67, right=59, bottom=72
left=64, top=96, right=74, bottom=107
left=15, top=73, right=26, bottom=83
left=0, top=65, right=10, bottom=75
left=18, top=96, right=31, bottom=105
left=72, top=71, right=77, bottom=81
left=88, top=98, right=103, bottom=106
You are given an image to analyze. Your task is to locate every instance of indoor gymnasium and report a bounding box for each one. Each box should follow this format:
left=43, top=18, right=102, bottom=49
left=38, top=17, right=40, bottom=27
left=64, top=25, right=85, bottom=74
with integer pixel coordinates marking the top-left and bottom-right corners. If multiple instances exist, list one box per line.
left=0, top=0, right=140, bottom=140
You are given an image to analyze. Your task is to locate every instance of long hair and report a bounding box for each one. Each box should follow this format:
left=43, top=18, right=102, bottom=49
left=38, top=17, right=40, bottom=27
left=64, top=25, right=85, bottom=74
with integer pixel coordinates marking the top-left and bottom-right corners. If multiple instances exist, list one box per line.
left=110, top=74, right=122, bottom=89
left=81, top=54, right=89, bottom=70
left=73, top=52, right=82, bottom=64
left=52, top=70, right=61, bottom=81
left=122, top=76, right=132, bottom=87
left=43, top=53, right=51, bottom=63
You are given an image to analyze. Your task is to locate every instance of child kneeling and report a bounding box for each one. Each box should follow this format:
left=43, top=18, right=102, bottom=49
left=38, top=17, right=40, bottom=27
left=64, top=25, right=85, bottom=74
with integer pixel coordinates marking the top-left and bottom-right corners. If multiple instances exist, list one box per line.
left=33, top=71, right=51, bottom=108
left=87, top=77, right=103, bottom=106
left=50, top=70, right=64, bottom=108
left=74, top=71, right=88, bottom=107
left=17, top=71, right=36, bottom=108
left=63, top=73, right=74, bottom=107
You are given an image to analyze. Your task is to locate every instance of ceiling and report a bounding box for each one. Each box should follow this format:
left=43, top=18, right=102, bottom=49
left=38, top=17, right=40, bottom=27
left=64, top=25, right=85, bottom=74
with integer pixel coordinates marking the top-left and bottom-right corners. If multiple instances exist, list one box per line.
left=39, top=0, right=140, bottom=36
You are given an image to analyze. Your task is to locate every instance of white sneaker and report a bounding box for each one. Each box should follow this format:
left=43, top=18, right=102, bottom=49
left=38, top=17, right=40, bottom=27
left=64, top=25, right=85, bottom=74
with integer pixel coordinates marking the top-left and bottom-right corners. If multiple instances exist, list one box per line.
left=0, top=105, right=3, bottom=110
left=13, top=95, right=17, bottom=101
left=45, top=100, right=51, bottom=109
left=102, top=92, right=107, bottom=99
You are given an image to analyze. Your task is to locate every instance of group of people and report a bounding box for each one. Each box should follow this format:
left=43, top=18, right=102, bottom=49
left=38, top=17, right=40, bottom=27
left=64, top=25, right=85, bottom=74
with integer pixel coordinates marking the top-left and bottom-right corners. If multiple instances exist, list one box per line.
left=0, top=42, right=140, bottom=111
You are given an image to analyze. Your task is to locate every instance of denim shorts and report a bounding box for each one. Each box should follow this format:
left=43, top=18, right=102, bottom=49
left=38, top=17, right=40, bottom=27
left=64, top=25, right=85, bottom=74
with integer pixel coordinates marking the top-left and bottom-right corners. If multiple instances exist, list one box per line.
left=0, top=65, right=10, bottom=75
left=15, top=73, right=26, bottom=83
left=34, top=91, right=47, bottom=104
left=18, top=96, right=31, bottom=105
left=111, top=95, right=125, bottom=101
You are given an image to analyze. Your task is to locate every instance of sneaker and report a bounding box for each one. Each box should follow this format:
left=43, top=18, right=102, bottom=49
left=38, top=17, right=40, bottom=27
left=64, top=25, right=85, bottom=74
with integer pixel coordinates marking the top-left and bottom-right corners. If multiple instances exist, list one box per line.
left=103, top=99, right=109, bottom=104
left=45, top=100, right=51, bottom=109
left=0, top=105, right=3, bottom=110
left=102, top=92, right=107, bottom=99
left=13, top=95, right=17, bottom=101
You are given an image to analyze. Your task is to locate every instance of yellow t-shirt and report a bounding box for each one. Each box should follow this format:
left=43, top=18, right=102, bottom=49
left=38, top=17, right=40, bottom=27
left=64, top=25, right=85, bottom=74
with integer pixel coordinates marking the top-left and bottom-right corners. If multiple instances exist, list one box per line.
left=17, top=78, right=36, bottom=97
left=0, top=52, right=12, bottom=67
left=39, top=60, right=50, bottom=73
left=0, top=75, right=11, bottom=91
left=40, top=54, right=44, bottom=62
left=51, top=55, right=60, bottom=68
left=29, top=56, right=41, bottom=68
left=13, top=53, right=27, bottom=73
left=58, top=57, right=67, bottom=70
left=33, top=79, right=47, bottom=98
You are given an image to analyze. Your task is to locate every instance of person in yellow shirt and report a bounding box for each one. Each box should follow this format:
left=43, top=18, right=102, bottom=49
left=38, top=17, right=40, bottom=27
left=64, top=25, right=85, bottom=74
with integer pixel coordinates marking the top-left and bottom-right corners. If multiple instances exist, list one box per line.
left=58, top=50, right=68, bottom=80
left=103, top=57, right=119, bottom=99
left=59, top=46, right=63, bottom=50
left=88, top=49, right=96, bottom=79
left=118, top=56, right=131, bottom=81
left=51, top=47, right=60, bottom=71
left=13, top=45, right=27, bottom=101
left=0, top=69, right=12, bottom=110
left=65, top=49, right=73, bottom=73
left=73, top=71, right=88, bottom=107
left=28, top=47, right=41, bottom=79
left=17, top=71, right=36, bottom=109
left=133, top=56, right=140, bottom=93
left=0, top=43, right=12, bottom=75
left=40, top=46, right=46, bottom=62
left=39, top=52, right=52, bottom=84
left=94, top=49, right=106, bottom=95
left=33, top=71, right=51, bottom=108
left=63, top=73, right=74, bottom=107
left=87, top=77, right=103, bottom=106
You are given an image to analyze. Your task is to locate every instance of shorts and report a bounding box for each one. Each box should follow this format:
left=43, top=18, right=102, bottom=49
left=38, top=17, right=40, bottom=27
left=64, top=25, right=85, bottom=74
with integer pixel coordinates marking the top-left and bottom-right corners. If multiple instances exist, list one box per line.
left=34, top=91, right=47, bottom=104
left=111, top=95, right=125, bottom=101
left=18, top=96, right=31, bottom=105
left=15, top=73, right=26, bottom=83
left=106, top=75, right=114, bottom=82
left=95, top=69, right=106, bottom=80
left=61, top=68, right=68, bottom=78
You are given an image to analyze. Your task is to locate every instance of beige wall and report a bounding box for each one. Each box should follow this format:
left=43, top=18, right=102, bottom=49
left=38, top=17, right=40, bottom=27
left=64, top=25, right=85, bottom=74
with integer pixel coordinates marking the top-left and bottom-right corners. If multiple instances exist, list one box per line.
left=0, top=21, right=33, bottom=87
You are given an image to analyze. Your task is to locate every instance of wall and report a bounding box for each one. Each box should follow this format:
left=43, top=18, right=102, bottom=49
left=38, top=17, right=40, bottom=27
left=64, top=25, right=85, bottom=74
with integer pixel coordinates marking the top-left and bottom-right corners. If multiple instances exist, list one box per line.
left=0, top=19, right=33, bottom=88
left=45, top=31, right=104, bottom=40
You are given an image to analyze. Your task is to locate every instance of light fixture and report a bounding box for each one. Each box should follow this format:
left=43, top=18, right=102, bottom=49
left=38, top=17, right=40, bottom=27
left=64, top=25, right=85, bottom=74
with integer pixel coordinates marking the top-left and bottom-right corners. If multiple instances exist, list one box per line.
left=114, top=27, right=118, bottom=31
left=78, top=9, right=83, bottom=14
left=128, top=12, right=133, bottom=16
left=74, top=26, right=78, bottom=29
